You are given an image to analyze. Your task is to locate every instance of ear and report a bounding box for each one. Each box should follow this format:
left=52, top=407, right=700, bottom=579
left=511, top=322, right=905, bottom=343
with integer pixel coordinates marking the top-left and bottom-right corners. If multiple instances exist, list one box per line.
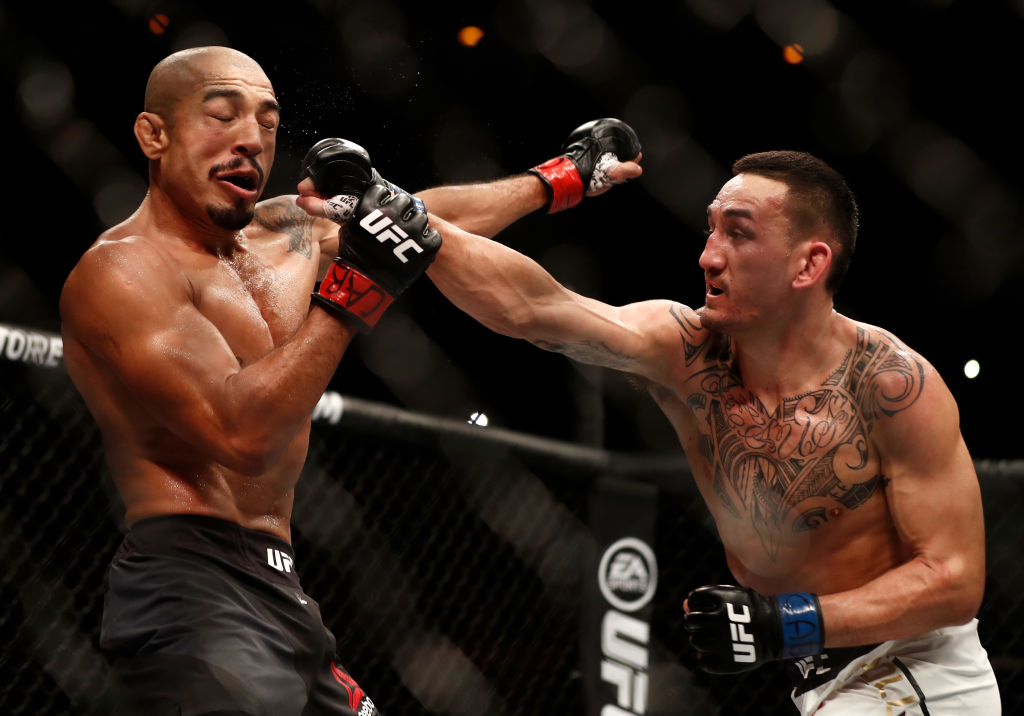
left=133, top=111, right=169, bottom=159
left=792, top=240, right=832, bottom=290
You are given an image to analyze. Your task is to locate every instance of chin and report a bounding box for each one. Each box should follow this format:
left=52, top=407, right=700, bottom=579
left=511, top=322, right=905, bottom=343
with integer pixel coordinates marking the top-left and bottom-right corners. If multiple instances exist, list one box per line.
left=697, top=306, right=723, bottom=331
left=207, top=203, right=256, bottom=231
left=698, top=307, right=745, bottom=335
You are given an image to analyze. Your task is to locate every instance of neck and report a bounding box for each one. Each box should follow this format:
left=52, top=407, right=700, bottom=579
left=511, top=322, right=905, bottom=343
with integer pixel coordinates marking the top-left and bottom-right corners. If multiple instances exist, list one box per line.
left=731, top=304, right=840, bottom=399
left=141, top=186, right=243, bottom=256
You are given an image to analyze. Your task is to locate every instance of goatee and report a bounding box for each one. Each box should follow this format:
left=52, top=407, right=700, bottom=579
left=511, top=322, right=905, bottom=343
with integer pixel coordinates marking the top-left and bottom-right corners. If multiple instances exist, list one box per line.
left=207, top=202, right=255, bottom=231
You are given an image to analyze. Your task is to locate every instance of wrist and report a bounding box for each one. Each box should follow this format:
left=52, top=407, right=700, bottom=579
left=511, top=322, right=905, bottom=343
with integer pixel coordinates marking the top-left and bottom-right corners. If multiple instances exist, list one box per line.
left=313, top=259, right=394, bottom=331
left=774, top=592, right=825, bottom=659
left=529, top=156, right=584, bottom=213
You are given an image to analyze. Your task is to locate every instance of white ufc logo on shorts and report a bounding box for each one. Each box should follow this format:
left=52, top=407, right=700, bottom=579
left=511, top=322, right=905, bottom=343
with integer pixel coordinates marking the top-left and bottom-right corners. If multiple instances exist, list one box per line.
left=267, top=548, right=293, bottom=573
left=359, top=209, right=424, bottom=263
left=727, top=602, right=756, bottom=663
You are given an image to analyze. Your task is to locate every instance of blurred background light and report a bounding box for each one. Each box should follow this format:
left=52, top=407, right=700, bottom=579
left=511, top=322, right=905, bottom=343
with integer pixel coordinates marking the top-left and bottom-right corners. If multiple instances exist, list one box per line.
left=457, top=25, right=484, bottom=47
left=964, top=359, right=980, bottom=379
left=783, top=43, right=805, bottom=64
left=1, top=0, right=1021, bottom=459
left=148, top=13, right=169, bottom=35
left=18, top=60, right=74, bottom=131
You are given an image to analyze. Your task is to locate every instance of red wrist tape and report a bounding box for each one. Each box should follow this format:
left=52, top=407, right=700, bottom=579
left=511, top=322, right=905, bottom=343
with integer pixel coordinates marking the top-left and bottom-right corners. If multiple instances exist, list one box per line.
left=531, top=156, right=584, bottom=213
left=315, top=261, right=394, bottom=329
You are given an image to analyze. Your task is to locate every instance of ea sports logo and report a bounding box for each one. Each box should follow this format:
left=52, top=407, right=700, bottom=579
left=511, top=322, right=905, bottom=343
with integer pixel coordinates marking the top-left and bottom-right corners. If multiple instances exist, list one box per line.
left=598, top=537, right=657, bottom=612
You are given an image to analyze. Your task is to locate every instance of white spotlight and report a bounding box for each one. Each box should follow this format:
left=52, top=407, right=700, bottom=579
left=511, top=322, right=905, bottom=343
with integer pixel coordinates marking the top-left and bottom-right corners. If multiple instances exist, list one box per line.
left=963, top=360, right=980, bottom=379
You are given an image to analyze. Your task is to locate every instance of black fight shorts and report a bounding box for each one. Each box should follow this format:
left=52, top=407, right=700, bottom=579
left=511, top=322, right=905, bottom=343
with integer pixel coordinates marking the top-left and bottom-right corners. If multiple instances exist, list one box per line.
left=100, top=514, right=379, bottom=716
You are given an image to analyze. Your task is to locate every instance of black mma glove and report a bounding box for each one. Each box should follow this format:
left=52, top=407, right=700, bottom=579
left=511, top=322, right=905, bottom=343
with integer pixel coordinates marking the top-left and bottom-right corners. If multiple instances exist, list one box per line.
left=529, top=118, right=641, bottom=213
left=313, top=184, right=441, bottom=330
left=299, top=137, right=425, bottom=221
left=683, top=585, right=824, bottom=675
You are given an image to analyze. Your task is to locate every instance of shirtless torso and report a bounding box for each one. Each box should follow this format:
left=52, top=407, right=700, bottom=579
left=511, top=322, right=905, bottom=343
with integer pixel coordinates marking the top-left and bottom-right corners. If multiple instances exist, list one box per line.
left=425, top=161, right=986, bottom=652
left=651, top=305, right=920, bottom=597
left=61, top=196, right=328, bottom=541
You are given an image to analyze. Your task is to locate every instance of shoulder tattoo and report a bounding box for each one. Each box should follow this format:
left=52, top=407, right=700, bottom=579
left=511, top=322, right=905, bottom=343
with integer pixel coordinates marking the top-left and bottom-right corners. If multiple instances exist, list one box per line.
left=253, top=197, right=316, bottom=259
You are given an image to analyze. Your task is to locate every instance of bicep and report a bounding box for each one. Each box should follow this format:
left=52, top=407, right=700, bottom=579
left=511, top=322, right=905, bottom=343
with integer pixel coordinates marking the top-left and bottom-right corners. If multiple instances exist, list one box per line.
left=529, top=296, right=679, bottom=377
left=428, top=216, right=688, bottom=380
left=881, top=374, right=984, bottom=573
left=64, top=249, right=241, bottom=437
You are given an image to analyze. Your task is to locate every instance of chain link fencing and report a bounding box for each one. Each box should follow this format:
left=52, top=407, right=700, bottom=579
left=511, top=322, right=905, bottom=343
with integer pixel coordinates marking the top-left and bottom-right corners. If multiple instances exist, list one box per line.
left=1, top=323, right=1020, bottom=715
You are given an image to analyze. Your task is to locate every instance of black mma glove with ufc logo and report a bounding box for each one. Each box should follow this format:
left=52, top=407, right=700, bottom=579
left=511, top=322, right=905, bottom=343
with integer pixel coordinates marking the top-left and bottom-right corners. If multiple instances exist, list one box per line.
left=298, top=136, right=439, bottom=330
left=299, top=137, right=426, bottom=222
left=313, top=184, right=440, bottom=330
left=683, top=584, right=825, bottom=675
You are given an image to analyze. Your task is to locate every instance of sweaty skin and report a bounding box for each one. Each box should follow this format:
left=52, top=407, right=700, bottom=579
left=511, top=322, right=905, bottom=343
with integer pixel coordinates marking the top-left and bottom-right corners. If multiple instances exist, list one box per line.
left=59, top=48, right=355, bottom=541
left=60, top=47, right=612, bottom=544
left=424, top=172, right=986, bottom=650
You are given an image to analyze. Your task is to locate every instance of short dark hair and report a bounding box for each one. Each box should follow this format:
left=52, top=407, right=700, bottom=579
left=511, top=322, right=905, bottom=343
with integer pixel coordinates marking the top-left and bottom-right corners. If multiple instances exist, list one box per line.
left=732, top=151, right=858, bottom=294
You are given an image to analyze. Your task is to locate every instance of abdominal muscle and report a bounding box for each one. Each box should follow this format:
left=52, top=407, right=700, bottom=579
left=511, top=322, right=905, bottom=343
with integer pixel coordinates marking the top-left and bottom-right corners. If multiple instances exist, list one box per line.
left=99, top=411, right=310, bottom=543
left=713, top=492, right=909, bottom=596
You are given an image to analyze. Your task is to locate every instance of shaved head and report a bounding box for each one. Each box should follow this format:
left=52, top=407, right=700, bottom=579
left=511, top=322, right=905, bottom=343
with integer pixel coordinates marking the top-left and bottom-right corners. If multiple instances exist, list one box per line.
left=143, top=46, right=272, bottom=125
left=135, top=46, right=280, bottom=232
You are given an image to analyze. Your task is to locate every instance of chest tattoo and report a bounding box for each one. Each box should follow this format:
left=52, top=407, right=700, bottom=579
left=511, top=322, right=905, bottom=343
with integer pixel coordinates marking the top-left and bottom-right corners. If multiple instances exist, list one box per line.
left=253, top=198, right=317, bottom=259
left=673, top=310, right=924, bottom=560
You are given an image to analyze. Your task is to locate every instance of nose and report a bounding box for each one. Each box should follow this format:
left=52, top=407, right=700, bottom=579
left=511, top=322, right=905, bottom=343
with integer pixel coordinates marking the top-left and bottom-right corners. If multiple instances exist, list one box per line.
left=699, top=232, right=724, bottom=272
left=232, top=116, right=263, bottom=158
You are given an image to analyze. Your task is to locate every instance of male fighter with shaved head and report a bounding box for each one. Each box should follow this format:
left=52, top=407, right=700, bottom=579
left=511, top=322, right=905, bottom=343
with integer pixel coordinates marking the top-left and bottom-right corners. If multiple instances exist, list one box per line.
left=60, top=45, right=642, bottom=715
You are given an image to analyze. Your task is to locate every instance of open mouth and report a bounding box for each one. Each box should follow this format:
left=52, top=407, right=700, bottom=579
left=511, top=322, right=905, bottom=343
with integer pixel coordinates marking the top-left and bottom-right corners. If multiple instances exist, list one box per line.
left=218, top=173, right=258, bottom=192
left=211, top=158, right=264, bottom=196
left=707, top=282, right=724, bottom=297
left=221, top=176, right=256, bottom=191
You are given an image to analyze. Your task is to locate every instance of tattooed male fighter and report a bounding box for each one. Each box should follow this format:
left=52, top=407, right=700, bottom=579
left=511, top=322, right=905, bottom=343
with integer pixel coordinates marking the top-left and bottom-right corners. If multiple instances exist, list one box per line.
left=420, top=150, right=1000, bottom=714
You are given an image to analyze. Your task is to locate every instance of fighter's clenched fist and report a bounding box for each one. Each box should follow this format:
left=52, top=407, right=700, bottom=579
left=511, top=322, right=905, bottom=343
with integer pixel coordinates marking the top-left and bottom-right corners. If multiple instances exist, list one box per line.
left=313, top=184, right=441, bottom=330
left=529, top=117, right=642, bottom=213
left=297, top=137, right=424, bottom=223
left=683, top=585, right=824, bottom=675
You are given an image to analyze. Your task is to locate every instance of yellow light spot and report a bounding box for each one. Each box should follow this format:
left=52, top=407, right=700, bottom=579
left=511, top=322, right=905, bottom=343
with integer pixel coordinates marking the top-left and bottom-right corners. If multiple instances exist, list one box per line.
left=458, top=26, right=485, bottom=47
left=149, top=13, right=170, bottom=35
left=783, top=43, right=805, bottom=65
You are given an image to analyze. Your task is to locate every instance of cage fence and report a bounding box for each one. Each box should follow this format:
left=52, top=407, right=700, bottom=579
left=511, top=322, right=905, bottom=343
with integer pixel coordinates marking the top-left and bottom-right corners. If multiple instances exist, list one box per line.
left=0, top=323, right=1020, bottom=715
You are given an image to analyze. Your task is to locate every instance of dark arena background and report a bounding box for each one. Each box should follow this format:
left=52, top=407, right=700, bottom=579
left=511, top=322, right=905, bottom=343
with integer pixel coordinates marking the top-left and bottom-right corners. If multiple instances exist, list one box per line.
left=2, top=1, right=1024, bottom=714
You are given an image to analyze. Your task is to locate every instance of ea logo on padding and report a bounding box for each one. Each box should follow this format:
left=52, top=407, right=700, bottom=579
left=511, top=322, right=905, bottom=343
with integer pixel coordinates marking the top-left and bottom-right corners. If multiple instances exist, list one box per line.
left=598, top=537, right=658, bottom=612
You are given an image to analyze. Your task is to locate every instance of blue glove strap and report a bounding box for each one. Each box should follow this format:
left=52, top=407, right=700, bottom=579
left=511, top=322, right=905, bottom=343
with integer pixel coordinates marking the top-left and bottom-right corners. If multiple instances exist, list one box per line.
left=384, top=180, right=426, bottom=214
left=776, top=593, right=824, bottom=659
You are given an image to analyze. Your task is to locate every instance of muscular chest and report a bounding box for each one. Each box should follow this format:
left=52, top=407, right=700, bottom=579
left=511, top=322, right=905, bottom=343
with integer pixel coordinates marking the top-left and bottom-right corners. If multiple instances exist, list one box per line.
left=669, top=365, right=888, bottom=563
left=701, top=375, right=880, bottom=505
left=710, top=386, right=868, bottom=473
left=191, top=243, right=316, bottom=363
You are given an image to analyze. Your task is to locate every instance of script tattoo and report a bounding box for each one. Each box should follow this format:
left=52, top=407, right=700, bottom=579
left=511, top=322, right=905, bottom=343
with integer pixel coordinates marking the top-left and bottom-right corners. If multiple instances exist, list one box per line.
left=253, top=198, right=316, bottom=258
left=685, top=324, right=924, bottom=561
left=532, top=339, right=639, bottom=371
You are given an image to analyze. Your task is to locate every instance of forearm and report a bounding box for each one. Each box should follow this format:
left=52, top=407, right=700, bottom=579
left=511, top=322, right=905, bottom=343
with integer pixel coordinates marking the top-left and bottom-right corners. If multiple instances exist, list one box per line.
left=213, top=309, right=355, bottom=473
left=820, top=554, right=983, bottom=648
left=425, top=215, right=572, bottom=340
left=416, top=174, right=547, bottom=238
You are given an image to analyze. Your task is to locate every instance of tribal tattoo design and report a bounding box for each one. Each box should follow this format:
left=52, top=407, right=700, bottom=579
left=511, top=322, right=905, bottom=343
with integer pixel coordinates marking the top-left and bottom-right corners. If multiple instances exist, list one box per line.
left=674, top=309, right=925, bottom=561
left=253, top=197, right=317, bottom=258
